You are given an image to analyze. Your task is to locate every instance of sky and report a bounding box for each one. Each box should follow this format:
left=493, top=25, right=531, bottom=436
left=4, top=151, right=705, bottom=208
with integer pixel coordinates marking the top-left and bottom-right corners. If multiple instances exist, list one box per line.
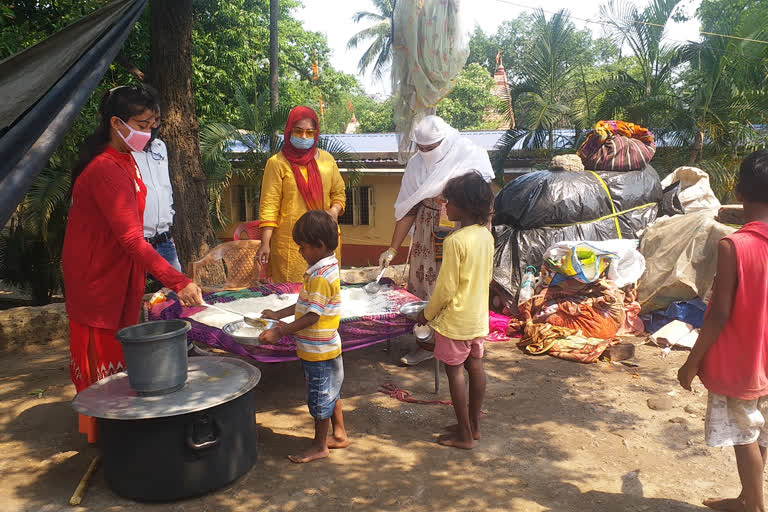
left=295, top=0, right=703, bottom=96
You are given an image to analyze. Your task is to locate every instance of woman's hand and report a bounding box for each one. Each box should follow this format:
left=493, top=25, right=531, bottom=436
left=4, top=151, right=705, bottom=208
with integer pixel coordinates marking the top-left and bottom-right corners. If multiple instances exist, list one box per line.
left=261, top=309, right=280, bottom=320
left=177, top=282, right=204, bottom=307
left=378, top=247, right=397, bottom=268
left=255, top=242, right=271, bottom=266
left=326, top=204, right=342, bottom=223
left=416, top=310, right=428, bottom=326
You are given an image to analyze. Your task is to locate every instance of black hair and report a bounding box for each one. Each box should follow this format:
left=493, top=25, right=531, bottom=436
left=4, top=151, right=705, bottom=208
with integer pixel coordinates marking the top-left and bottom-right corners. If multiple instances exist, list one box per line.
left=738, top=150, right=768, bottom=204
left=442, top=171, right=494, bottom=225
left=292, top=210, right=339, bottom=251
left=71, top=84, right=160, bottom=186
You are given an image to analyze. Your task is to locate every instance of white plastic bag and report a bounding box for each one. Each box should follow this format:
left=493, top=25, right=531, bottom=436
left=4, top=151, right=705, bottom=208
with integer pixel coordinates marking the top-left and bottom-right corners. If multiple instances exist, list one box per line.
left=542, top=239, right=646, bottom=288
left=660, top=167, right=721, bottom=213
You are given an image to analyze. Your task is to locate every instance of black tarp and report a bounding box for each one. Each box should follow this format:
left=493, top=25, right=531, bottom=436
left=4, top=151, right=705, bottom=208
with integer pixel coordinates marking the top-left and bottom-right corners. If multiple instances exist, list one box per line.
left=491, top=165, right=662, bottom=307
left=0, top=0, right=147, bottom=227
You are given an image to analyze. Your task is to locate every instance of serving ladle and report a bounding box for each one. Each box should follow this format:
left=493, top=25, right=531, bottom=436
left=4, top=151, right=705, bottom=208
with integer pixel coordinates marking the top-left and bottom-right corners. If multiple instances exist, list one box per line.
left=364, top=268, right=387, bottom=294
left=201, top=301, right=266, bottom=328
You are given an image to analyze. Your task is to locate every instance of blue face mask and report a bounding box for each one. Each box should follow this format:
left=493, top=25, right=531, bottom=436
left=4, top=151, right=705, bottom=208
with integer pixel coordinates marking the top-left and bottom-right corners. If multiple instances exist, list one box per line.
left=290, top=135, right=315, bottom=150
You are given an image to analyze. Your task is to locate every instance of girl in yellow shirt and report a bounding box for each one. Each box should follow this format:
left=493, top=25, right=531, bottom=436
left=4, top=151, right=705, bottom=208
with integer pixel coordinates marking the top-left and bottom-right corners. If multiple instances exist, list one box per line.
left=417, top=172, right=494, bottom=450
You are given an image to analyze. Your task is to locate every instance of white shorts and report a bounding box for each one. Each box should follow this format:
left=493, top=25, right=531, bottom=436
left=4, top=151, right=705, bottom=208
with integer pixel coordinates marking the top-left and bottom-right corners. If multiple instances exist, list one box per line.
left=705, top=392, right=768, bottom=448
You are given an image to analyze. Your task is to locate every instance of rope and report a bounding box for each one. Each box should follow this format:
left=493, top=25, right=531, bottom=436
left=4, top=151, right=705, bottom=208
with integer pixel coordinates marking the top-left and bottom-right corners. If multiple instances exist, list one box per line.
left=587, top=170, right=622, bottom=239
left=378, top=382, right=452, bottom=405
left=545, top=202, right=657, bottom=229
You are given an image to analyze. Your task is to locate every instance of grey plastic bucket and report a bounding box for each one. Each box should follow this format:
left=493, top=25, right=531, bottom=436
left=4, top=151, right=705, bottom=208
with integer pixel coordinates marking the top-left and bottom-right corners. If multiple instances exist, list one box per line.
left=116, top=320, right=191, bottom=396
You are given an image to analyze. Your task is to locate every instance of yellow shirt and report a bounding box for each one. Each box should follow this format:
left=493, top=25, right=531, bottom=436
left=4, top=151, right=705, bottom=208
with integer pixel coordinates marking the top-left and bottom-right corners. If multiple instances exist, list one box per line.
left=295, top=255, right=342, bottom=361
left=259, top=150, right=346, bottom=283
left=423, top=224, right=493, bottom=340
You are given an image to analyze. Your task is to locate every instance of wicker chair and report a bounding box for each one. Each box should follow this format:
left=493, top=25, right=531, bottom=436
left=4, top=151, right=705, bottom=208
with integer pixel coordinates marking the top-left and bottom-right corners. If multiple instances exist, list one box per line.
left=188, top=240, right=264, bottom=293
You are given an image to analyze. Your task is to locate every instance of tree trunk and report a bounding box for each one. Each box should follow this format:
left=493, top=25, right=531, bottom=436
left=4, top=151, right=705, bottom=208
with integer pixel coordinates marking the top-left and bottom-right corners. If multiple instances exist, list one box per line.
left=689, top=129, right=704, bottom=164
left=269, top=0, right=279, bottom=113
left=149, top=0, right=217, bottom=272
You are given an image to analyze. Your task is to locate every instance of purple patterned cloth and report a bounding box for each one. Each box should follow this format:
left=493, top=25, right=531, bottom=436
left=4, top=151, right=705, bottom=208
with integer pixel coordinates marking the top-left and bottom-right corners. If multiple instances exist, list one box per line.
left=151, top=281, right=417, bottom=363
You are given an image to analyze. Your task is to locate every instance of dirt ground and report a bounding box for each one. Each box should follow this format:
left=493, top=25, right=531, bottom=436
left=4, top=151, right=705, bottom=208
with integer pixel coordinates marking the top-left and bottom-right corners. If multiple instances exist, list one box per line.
left=0, top=334, right=742, bottom=512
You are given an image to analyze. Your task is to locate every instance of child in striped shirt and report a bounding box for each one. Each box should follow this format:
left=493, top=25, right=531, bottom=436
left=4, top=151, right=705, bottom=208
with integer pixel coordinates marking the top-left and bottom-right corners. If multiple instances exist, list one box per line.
left=259, top=210, right=348, bottom=463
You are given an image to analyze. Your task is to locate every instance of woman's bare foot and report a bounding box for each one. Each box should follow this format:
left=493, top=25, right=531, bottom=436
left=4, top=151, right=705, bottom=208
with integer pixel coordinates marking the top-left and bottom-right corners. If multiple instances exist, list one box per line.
left=438, top=432, right=477, bottom=450
left=443, top=423, right=481, bottom=440
left=287, top=445, right=330, bottom=463
left=327, top=434, right=350, bottom=449
left=703, top=497, right=746, bottom=511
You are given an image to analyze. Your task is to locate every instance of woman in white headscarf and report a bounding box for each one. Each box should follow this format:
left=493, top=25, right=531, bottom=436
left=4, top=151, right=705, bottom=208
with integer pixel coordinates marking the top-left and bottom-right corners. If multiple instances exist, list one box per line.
left=379, top=115, right=494, bottom=365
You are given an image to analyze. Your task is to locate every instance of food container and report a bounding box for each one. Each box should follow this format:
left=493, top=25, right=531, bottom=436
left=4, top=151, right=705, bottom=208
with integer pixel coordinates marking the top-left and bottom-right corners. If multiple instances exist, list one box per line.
left=413, top=324, right=434, bottom=343
left=222, top=318, right=279, bottom=346
left=73, top=357, right=260, bottom=502
left=399, top=301, right=428, bottom=321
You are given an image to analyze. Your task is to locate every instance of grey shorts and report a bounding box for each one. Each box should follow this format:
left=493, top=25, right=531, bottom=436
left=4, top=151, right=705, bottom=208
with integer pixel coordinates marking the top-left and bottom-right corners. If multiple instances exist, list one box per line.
left=705, top=392, right=768, bottom=447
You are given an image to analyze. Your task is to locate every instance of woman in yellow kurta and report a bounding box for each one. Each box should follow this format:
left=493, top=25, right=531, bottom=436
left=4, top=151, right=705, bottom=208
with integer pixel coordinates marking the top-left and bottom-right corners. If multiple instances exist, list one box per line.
left=256, top=106, right=346, bottom=283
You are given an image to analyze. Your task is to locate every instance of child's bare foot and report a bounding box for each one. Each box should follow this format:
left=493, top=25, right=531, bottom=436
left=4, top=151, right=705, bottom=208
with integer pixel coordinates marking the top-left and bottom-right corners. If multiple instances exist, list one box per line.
left=438, top=432, right=477, bottom=450
left=443, top=423, right=481, bottom=440
left=287, top=445, right=329, bottom=463
left=327, top=434, right=350, bottom=449
left=703, top=497, right=746, bottom=511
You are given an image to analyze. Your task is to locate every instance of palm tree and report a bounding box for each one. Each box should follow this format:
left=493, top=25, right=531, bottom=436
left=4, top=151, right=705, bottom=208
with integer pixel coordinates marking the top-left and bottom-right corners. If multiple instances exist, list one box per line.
left=491, top=9, right=577, bottom=175
left=595, top=0, right=683, bottom=132
left=0, top=157, right=69, bottom=305
left=346, top=0, right=394, bottom=80
left=199, top=87, right=361, bottom=230
left=676, top=9, right=768, bottom=163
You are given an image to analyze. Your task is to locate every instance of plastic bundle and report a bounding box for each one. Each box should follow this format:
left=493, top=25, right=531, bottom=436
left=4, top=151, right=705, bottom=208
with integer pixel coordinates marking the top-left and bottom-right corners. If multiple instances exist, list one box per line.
left=492, top=165, right=662, bottom=306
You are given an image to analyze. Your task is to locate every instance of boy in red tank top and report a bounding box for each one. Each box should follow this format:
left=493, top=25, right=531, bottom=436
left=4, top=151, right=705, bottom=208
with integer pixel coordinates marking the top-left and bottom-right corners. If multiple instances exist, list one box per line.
left=678, top=150, right=768, bottom=512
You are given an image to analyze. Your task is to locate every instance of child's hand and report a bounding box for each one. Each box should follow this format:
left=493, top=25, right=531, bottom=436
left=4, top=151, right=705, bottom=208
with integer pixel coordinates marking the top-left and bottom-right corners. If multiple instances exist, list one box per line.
left=677, top=360, right=699, bottom=391
left=259, top=326, right=283, bottom=344
left=261, top=309, right=280, bottom=320
left=416, top=310, right=428, bottom=326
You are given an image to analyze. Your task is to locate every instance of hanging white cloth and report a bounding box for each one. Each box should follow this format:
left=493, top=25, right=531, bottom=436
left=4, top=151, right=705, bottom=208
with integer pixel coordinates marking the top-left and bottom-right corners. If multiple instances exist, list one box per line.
left=394, top=116, right=495, bottom=220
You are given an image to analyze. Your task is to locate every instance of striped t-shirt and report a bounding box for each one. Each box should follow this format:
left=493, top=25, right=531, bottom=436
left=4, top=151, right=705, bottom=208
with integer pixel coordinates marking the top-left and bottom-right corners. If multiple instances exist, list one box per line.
left=294, top=255, right=342, bottom=361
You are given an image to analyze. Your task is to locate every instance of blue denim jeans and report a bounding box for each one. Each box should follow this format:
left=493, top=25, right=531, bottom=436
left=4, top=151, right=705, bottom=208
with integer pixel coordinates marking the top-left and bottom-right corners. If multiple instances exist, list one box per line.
left=301, top=355, right=344, bottom=420
left=151, top=237, right=182, bottom=272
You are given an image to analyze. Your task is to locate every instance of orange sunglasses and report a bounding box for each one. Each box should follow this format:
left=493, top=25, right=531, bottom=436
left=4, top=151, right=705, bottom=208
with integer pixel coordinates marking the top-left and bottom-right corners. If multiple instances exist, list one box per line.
left=292, top=127, right=317, bottom=138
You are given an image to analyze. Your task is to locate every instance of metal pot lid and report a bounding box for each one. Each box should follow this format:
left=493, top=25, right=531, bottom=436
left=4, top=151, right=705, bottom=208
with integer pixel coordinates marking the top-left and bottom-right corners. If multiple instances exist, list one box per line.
left=72, top=357, right=261, bottom=420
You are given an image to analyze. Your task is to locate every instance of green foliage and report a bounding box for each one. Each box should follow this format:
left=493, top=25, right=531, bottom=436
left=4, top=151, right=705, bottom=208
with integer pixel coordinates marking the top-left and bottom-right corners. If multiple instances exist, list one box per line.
left=436, top=63, right=499, bottom=130
left=356, top=97, right=395, bottom=133
left=347, top=0, right=393, bottom=80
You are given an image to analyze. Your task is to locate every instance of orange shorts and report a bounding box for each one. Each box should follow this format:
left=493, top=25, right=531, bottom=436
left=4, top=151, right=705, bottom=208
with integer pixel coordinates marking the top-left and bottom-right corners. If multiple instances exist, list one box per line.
left=433, top=331, right=485, bottom=366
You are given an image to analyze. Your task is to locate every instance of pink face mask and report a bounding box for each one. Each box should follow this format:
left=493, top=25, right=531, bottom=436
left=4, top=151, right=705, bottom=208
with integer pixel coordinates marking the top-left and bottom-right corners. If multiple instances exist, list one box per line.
left=116, top=118, right=152, bottom=152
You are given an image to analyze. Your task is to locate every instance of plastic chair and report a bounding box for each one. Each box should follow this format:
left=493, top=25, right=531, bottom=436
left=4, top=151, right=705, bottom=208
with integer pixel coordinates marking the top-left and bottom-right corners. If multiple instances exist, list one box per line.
left=233, top=220, right=262, bottom=241
left=188, top=240, right=264, bottom=293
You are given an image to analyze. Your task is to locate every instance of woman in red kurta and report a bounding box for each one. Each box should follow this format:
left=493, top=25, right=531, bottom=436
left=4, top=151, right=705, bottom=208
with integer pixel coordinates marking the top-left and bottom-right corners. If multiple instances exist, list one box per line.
left=63, top=85, right=203, bottom=442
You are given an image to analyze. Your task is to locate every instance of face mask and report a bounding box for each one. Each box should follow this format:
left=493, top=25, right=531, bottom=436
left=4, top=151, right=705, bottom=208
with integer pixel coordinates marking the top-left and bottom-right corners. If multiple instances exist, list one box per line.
left=419, top=141, right=449, bottom=168
left=116, top=118, right=152, bottom=153
left=290, top=134, right=315, bottom=150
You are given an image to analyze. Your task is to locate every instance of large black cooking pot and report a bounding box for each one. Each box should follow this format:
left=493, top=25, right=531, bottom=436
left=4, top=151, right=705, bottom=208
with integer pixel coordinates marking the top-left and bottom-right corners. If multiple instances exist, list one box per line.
left=98, top=389, right=258, bottom=502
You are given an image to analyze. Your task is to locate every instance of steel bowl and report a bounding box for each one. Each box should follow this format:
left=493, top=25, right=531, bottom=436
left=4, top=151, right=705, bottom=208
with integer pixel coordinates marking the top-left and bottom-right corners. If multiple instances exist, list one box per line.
left=222, top=319, right=279, bottom=346
left=399, top=301, right=428, bottom=321
left=413, top=324, right=434, bottom=343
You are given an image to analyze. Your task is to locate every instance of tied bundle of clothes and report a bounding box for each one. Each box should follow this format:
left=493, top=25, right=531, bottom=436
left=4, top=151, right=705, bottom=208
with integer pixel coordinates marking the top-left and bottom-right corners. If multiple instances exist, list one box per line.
left=507, top=241, right=645, bottom=363
left=577, top=120, right=656, bottom=171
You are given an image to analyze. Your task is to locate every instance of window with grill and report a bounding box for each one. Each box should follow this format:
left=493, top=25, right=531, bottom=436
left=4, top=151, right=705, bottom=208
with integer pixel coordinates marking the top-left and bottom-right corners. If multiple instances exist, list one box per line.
left=338, top=186, right=373, bottom=226
left=232, top=185, right=259, bottom=223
